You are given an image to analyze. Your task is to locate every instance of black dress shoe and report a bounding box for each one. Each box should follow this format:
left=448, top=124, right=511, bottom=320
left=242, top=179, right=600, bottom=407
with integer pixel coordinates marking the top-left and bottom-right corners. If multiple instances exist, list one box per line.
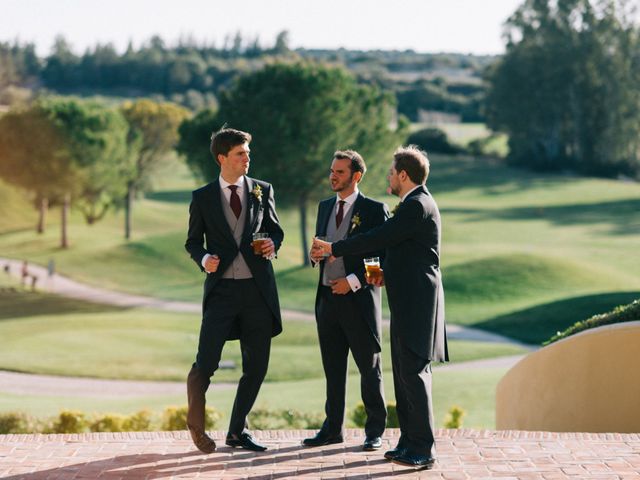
left=225, top=432, right=267, bottom=452
left=302, top=430, right=344, bottom=447
left=392, top=452, right=436, bottom=469
left=363, top=436, right=382, bottom=451
left=384, top=447, right=405, bottom=460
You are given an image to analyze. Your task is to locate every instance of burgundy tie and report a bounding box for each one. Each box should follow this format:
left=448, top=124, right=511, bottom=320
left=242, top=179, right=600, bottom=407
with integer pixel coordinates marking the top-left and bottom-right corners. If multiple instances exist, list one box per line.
left=228, top=185, right=242, bottom=219
left=336, top=200, right=345, bottom=228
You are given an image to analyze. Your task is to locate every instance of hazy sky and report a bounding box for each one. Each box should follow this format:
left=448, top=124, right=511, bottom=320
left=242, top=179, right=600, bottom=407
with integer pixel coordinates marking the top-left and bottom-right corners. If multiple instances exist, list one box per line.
left=2, top=0, right=524, bottom=56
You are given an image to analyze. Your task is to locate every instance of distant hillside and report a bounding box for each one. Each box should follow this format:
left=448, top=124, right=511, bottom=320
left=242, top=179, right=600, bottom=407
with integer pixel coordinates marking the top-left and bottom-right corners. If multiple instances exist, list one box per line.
left=1, top=36, right=496, bottom=121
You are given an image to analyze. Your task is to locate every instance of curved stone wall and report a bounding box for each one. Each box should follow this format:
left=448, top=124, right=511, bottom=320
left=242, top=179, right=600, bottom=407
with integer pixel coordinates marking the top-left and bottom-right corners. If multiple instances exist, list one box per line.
left=496, top=321, right=640, bottom=432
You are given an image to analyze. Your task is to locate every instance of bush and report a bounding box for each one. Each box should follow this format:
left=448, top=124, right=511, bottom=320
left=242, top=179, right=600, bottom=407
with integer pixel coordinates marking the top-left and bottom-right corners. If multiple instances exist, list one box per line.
left=248, top=408, right=323, bottom=430
left=407, top=128, right=461, bottom=155
left=90, top=414, right=126, bottom=432
left=545, top=299, right=640, bottom=345
left=161, top=406, right=221, bottom=431
left=444, top=405, right=466, bottom=429
left=122, top=410, right=153, bottom=432
left=350, top=402, right=399, bottom=428
left=52, top=410, right=89, bottom=434
left=0, top=411, right=35, bottom=434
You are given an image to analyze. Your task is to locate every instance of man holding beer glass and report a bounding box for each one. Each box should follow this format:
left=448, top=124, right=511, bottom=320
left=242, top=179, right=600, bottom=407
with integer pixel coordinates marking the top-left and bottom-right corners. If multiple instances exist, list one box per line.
left=185, top=127, right=284, bottom=454
left=304, top=150, right=389, bottom=451
left=313, top=146, right=448, bottom=469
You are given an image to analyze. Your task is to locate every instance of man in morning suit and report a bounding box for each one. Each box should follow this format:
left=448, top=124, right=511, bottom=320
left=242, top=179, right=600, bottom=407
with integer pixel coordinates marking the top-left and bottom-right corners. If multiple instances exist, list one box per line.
left=313, top=145, right=448, bottom=469
left=303, top=150, right=388, bottom=451
left=185, top=127, right=284, bottom=454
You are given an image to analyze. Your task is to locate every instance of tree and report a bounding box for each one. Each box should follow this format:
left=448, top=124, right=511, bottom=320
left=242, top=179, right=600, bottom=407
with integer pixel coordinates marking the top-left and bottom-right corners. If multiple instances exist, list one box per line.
left=0, top=106, right=73, bottom=234
left=0, top=98, right=132, bottom=247
left=39, top=97, right=133, bottom=228
left=180, top=62, right=405, bottom=265
left=120, top=99, right=191, bottom=239
left=176, top=108, right=222, bottom=182
left=485, top=0, right=640, bottom=177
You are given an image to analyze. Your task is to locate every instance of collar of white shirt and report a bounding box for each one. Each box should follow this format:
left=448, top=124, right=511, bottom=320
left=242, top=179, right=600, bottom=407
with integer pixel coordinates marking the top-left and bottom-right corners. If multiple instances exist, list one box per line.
left=219, top=175, right=244, bottom=191
left=335, top=188, right=359, bottom=212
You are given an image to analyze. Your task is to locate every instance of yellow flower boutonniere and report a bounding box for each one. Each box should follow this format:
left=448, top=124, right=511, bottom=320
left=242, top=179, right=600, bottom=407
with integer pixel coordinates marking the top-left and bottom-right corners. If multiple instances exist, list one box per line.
left=252, top=184, right=263, bottom=202
left=391, top=203, right=401, bottom=216
left=350, top=212, right=361, bottom=232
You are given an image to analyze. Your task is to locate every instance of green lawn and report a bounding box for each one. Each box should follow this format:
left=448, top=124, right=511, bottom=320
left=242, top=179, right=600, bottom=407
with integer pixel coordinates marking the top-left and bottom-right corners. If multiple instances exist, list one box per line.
left=0, top=288, right=525, bottom=381
left=2, top=150, right=637, bottom=429
left=1, top=154, right=639, bottom=345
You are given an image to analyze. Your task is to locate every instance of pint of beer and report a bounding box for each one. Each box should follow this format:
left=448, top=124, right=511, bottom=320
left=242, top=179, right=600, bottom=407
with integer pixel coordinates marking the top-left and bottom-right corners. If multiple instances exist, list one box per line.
left=364, top=257, right=382, bottom=281
left=252, top=233, right=269, bottom=255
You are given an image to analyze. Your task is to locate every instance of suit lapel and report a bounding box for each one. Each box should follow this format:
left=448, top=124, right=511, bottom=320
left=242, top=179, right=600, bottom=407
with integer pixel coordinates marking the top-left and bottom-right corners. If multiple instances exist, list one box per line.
left=319, top=197, right=336, bottom=236
left=244, top=177, right=261, bottom=238
left=347, top=193, right=365, bottom=237
left=208, top=180, right=236, bottom=246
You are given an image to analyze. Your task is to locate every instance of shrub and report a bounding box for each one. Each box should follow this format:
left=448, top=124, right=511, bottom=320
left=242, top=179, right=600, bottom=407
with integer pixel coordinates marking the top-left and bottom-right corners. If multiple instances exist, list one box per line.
left=52, top=410, right=89, bottom=434
left=0, top=411, right=34, bottom=434
left=90, top=414, right=126, bottom=432
left=545, top=299, right=640, bottom=345
left=122, top=410, right=153, bottom=432
left=161, top=406, right=221, bottom=431
left=248, top=408, right=323, bottom=430
left=350, top=402, right=399, bottom=428
left=444, top=406, right=466, bottom=429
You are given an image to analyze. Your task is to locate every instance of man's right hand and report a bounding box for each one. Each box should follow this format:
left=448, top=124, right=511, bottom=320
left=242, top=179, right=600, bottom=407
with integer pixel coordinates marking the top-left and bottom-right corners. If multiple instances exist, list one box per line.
left=204, top=254, right=220, bottom=273
left=365, top=269, right=385, bottom=287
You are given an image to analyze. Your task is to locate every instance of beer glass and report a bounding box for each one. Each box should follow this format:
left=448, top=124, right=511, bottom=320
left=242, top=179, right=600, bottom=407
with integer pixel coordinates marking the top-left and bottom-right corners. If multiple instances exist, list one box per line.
left=252, top=233, right=269, bottom=255
left=364, top=257, right=382, bottom=281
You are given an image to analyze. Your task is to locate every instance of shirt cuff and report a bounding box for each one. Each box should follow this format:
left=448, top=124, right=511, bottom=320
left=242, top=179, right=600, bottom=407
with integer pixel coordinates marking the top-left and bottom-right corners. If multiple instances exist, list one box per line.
left=346, top=273, right=361, bottom=292
left=201, top=253, right=211, bottom=271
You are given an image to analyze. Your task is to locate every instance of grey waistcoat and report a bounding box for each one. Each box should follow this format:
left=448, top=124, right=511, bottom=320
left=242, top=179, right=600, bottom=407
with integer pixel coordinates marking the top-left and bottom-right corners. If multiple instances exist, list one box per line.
left=220, top=187, right=253, bottom=279
left=322, top=203, right=354, bottom=286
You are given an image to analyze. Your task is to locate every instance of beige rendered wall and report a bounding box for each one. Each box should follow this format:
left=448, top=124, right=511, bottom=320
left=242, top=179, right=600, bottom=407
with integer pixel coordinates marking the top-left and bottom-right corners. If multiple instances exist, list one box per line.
left=496, top=321, right=640, bottom=432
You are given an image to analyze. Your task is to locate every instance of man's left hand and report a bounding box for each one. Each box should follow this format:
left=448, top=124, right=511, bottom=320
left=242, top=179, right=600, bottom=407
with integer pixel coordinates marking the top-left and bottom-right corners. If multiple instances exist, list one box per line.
left=329, top=278, right=351, bottom=295
left=261, top=238, right=276, bottom=259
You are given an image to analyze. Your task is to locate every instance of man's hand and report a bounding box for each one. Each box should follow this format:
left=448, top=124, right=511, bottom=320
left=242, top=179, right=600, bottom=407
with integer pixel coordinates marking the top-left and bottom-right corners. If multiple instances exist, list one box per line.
left=261, top=238, right=276, bottom=259
left=329, top=278, right=351, bottom=295
left=310, top=245, right=325, bottom=264
left=365, top=269, right=385, bottom=287
left=313, top=237, right=332, bottom=257
left=204, top=254, right=220, bottom=273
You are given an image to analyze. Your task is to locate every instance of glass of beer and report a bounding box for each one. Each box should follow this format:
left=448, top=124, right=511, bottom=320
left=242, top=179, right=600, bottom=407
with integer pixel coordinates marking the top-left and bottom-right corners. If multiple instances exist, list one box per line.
left=252, top=233, right=269, bottom=255
left=364, top=257, right=382, bottom=281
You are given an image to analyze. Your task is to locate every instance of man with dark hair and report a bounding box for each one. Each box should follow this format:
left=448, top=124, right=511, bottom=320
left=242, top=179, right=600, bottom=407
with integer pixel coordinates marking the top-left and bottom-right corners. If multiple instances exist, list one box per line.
left=185, top=127, right=284, bottom=454
left=304, top=150, right=389, bottom=451
left=313, top=145, right=448, bottom=469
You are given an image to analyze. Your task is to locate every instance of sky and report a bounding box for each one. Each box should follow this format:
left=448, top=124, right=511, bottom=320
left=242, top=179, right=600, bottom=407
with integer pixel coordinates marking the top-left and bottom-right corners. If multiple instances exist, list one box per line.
left=1, top=0, right=524, bottom=56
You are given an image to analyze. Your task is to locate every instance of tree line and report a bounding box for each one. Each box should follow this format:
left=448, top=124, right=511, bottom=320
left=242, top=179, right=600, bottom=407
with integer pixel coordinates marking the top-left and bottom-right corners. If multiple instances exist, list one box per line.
left=0, top=32, right=489, bottom=121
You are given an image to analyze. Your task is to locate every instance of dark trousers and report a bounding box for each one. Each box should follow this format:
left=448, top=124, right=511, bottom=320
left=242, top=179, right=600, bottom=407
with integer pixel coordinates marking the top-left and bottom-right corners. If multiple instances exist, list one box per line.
left=390, top=327, right=435, bottom=456
left=195, top=278, right=273, bottom=435
left=316, top=287, right=386, bottom=437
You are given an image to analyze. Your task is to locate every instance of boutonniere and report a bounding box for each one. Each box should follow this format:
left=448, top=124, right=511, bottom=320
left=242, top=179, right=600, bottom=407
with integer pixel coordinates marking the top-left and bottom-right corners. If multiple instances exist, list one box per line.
left=350, top=212, right=361, bottom=232
left=252, top=184, right=263, bottom=202
left=391, top=203, right=401, bottom=216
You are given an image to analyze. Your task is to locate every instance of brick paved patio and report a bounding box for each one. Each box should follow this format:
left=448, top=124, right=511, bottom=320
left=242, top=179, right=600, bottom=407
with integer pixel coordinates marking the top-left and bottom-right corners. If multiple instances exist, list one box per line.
left=1, top=428, right=639, bottom=479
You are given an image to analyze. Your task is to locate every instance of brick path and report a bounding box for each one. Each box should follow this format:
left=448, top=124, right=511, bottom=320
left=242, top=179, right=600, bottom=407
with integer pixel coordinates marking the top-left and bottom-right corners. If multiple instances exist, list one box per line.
left=1, top=429, right=639, bottom=479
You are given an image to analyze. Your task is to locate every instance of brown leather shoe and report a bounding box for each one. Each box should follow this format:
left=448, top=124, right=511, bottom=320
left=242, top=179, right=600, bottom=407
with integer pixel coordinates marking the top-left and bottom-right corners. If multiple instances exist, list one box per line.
left=187, top=365, right=214, bottom=454
left=188, top=426, right=217, bottom=454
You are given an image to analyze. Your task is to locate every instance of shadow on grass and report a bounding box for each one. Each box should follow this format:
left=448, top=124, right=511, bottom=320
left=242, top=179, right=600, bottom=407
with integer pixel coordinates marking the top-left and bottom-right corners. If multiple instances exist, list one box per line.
left=145, top=189, right=193, bottom=203
left=473, top=291, right=640, bottom=345
left=0, top=289, right=127, bottom=320
left=430, top=155, right=569, bottom=194
left=443, top=198, right=640, bottom=235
